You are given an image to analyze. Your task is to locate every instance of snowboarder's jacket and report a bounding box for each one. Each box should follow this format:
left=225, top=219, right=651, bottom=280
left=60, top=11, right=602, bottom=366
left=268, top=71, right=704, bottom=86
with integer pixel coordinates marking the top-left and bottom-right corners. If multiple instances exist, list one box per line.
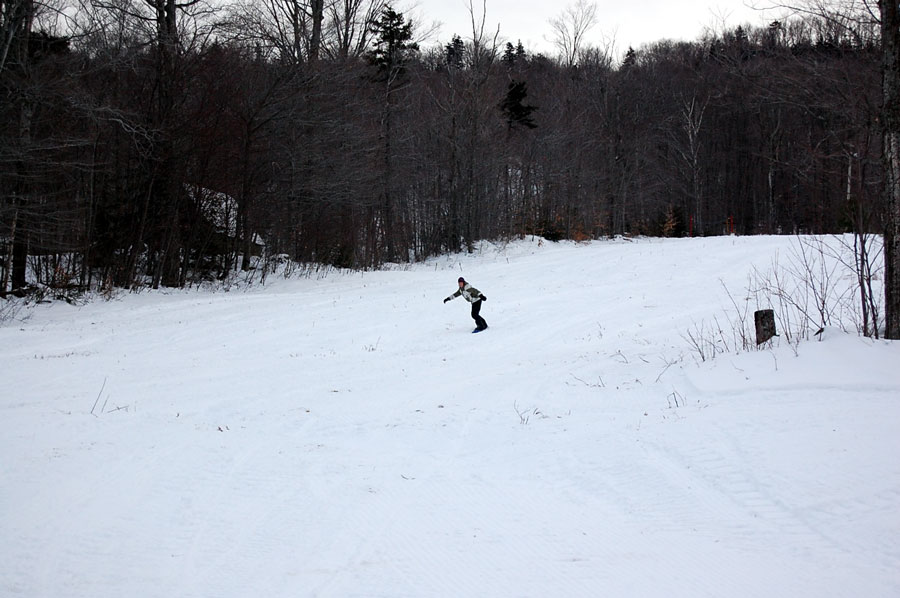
left=446, top=283, right=485, bottom=304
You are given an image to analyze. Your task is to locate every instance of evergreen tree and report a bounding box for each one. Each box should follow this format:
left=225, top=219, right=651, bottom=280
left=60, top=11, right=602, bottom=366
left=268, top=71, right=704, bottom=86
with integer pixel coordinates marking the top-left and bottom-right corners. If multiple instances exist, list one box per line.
left=446, top=35, right=465, bottom=69
left=502, top=40, right=528, bottom=69
left=367, top=5, right=418, bottom=263
left=621, top=46, right=637, bottom=69
left=367, top=5, right=419, bottom=79
left=516, top=41, right=527, bottom=61
left=502, top=42, right=516, bottom=67
left=499, top=80, right=538, bottom=130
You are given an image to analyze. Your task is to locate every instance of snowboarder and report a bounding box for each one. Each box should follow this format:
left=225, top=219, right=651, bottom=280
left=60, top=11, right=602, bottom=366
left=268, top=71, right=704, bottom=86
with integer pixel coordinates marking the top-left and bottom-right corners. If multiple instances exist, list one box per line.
left=444, top=277, right=488, bottom=332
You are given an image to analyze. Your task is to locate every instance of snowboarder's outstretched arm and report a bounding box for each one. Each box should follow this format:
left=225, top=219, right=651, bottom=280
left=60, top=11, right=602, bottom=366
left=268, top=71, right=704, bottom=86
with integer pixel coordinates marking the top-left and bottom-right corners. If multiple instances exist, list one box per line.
left=443, top=289, right=461, bottom=303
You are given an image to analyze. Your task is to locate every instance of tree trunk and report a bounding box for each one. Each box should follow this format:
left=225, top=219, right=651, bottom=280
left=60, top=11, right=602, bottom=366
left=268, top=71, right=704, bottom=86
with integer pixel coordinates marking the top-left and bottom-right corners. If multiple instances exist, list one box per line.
left=4, top=0, right=33, bottom=293
left=309, top=0, right=324, bottom=61
left=0, top=206, right=14, bottom=294
left=7, top=204, right=26, bottom=292
left=882, top=0, right=900, bottom=339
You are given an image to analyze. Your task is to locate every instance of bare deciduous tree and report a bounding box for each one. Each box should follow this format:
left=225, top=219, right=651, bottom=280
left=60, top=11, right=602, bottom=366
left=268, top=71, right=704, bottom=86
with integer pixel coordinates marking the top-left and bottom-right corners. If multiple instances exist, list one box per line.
left=548, top=0, right=597, bottom=67
left=325, top=0, right=384, bottom=60
left=762, top=0, right=898, bottom=336
left=880, top=0, right=900, bottom=338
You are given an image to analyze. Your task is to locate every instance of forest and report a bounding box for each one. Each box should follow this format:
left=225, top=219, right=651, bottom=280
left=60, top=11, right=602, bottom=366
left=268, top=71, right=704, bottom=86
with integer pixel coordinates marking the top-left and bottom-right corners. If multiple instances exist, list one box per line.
left=0, top=0, right=891, bottom=294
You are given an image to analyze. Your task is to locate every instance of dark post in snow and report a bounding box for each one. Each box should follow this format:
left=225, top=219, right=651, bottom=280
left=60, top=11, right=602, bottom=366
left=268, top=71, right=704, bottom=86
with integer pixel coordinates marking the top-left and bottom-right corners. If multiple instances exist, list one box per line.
left=755, top=309, right=777, bottom=345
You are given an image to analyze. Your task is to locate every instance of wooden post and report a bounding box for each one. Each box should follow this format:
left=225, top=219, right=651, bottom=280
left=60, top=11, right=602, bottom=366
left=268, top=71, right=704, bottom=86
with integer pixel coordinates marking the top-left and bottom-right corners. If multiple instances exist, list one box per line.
left=755, top=309, right=777, bottom=345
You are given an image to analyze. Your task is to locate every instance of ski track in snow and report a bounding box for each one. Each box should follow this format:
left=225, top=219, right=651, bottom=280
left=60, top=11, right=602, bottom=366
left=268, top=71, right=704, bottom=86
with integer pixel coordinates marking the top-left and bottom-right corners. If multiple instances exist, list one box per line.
left=2, top=236, right=900, bottom=597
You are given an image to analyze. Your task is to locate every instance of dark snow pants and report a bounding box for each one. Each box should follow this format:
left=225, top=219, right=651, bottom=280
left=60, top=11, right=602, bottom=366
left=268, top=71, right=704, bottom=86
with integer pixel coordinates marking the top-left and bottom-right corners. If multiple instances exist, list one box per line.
left=471, top=300, right=488, bottom=330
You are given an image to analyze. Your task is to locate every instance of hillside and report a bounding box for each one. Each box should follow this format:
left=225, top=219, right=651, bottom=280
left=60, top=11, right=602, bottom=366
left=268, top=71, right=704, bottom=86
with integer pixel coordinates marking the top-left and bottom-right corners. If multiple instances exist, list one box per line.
left=1, top=236, right=898, bottom=597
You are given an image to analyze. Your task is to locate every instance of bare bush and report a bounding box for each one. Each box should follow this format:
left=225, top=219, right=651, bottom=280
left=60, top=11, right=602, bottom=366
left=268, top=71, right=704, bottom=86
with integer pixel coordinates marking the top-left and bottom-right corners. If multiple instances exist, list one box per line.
left=685, top=235, right=883, bottom=362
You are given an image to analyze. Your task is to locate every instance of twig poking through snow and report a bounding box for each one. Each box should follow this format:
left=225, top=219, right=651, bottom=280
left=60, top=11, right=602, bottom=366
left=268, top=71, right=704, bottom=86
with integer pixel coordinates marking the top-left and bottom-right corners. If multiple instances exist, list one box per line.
left=667, top=388, right=685, bottom=409
left=570, top=373, right=605, bottom=388
left=655, top=358, right=678, bottom=383
left=90, top=377, right=107, bottom=416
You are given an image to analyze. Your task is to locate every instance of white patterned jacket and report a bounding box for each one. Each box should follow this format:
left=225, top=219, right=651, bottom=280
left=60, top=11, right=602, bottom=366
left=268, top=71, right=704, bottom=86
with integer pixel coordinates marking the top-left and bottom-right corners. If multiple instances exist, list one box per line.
left=446, top=283, right=484, bottom=304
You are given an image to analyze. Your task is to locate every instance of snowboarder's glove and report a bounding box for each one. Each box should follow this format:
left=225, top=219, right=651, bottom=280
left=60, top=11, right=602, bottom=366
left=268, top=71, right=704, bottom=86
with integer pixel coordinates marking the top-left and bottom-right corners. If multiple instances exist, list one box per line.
left=481, top=295, right=487, bottom=301
left=443, top=297, right=450, bottom=303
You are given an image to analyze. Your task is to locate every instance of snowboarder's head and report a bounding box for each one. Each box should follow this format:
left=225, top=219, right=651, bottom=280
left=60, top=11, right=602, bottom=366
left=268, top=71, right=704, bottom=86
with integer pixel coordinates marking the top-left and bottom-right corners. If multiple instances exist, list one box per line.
left=458, top=277, right=466, bottom=286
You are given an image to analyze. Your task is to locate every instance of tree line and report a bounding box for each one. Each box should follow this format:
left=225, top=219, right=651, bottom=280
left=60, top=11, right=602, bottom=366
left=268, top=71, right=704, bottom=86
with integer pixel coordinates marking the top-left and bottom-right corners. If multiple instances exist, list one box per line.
left=0, top=1, right=894, bottom=314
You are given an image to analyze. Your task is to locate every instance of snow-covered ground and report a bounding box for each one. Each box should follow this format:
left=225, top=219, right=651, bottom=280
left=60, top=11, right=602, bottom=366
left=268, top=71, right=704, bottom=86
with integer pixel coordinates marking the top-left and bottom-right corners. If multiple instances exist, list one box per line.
left=1, top=236, right=898, bottom=597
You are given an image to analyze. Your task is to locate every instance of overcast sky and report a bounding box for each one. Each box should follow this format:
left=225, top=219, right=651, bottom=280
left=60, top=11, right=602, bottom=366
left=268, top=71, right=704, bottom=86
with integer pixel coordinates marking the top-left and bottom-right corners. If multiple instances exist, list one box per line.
left=406, top=0, right=782, bottom=57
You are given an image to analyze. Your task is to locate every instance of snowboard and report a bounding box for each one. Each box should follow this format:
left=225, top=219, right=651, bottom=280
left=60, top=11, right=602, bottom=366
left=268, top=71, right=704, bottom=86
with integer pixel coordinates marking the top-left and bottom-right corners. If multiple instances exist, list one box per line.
left=472, top=327, right=488, bottom=333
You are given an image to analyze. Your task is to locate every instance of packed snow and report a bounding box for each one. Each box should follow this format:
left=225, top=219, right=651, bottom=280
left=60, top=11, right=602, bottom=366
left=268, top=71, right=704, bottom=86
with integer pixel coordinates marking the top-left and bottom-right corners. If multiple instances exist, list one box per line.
left=1, top=236, right=898, bottom=597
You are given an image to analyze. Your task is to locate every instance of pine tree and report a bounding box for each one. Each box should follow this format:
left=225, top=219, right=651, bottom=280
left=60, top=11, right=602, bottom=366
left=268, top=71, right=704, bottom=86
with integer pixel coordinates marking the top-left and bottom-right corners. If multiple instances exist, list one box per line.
left=499, top=80, right=538, bottom=130
left=503, top=41, right=528, bottom=70
left=502, top=42, right=516, bottom=68
left=446, top=35, right=465, bottom=69
left=621, top=46, right=637, bottom=70
left=367, top=6, right=419, bottom=79
left=367, top=5, right=418, bottom=263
